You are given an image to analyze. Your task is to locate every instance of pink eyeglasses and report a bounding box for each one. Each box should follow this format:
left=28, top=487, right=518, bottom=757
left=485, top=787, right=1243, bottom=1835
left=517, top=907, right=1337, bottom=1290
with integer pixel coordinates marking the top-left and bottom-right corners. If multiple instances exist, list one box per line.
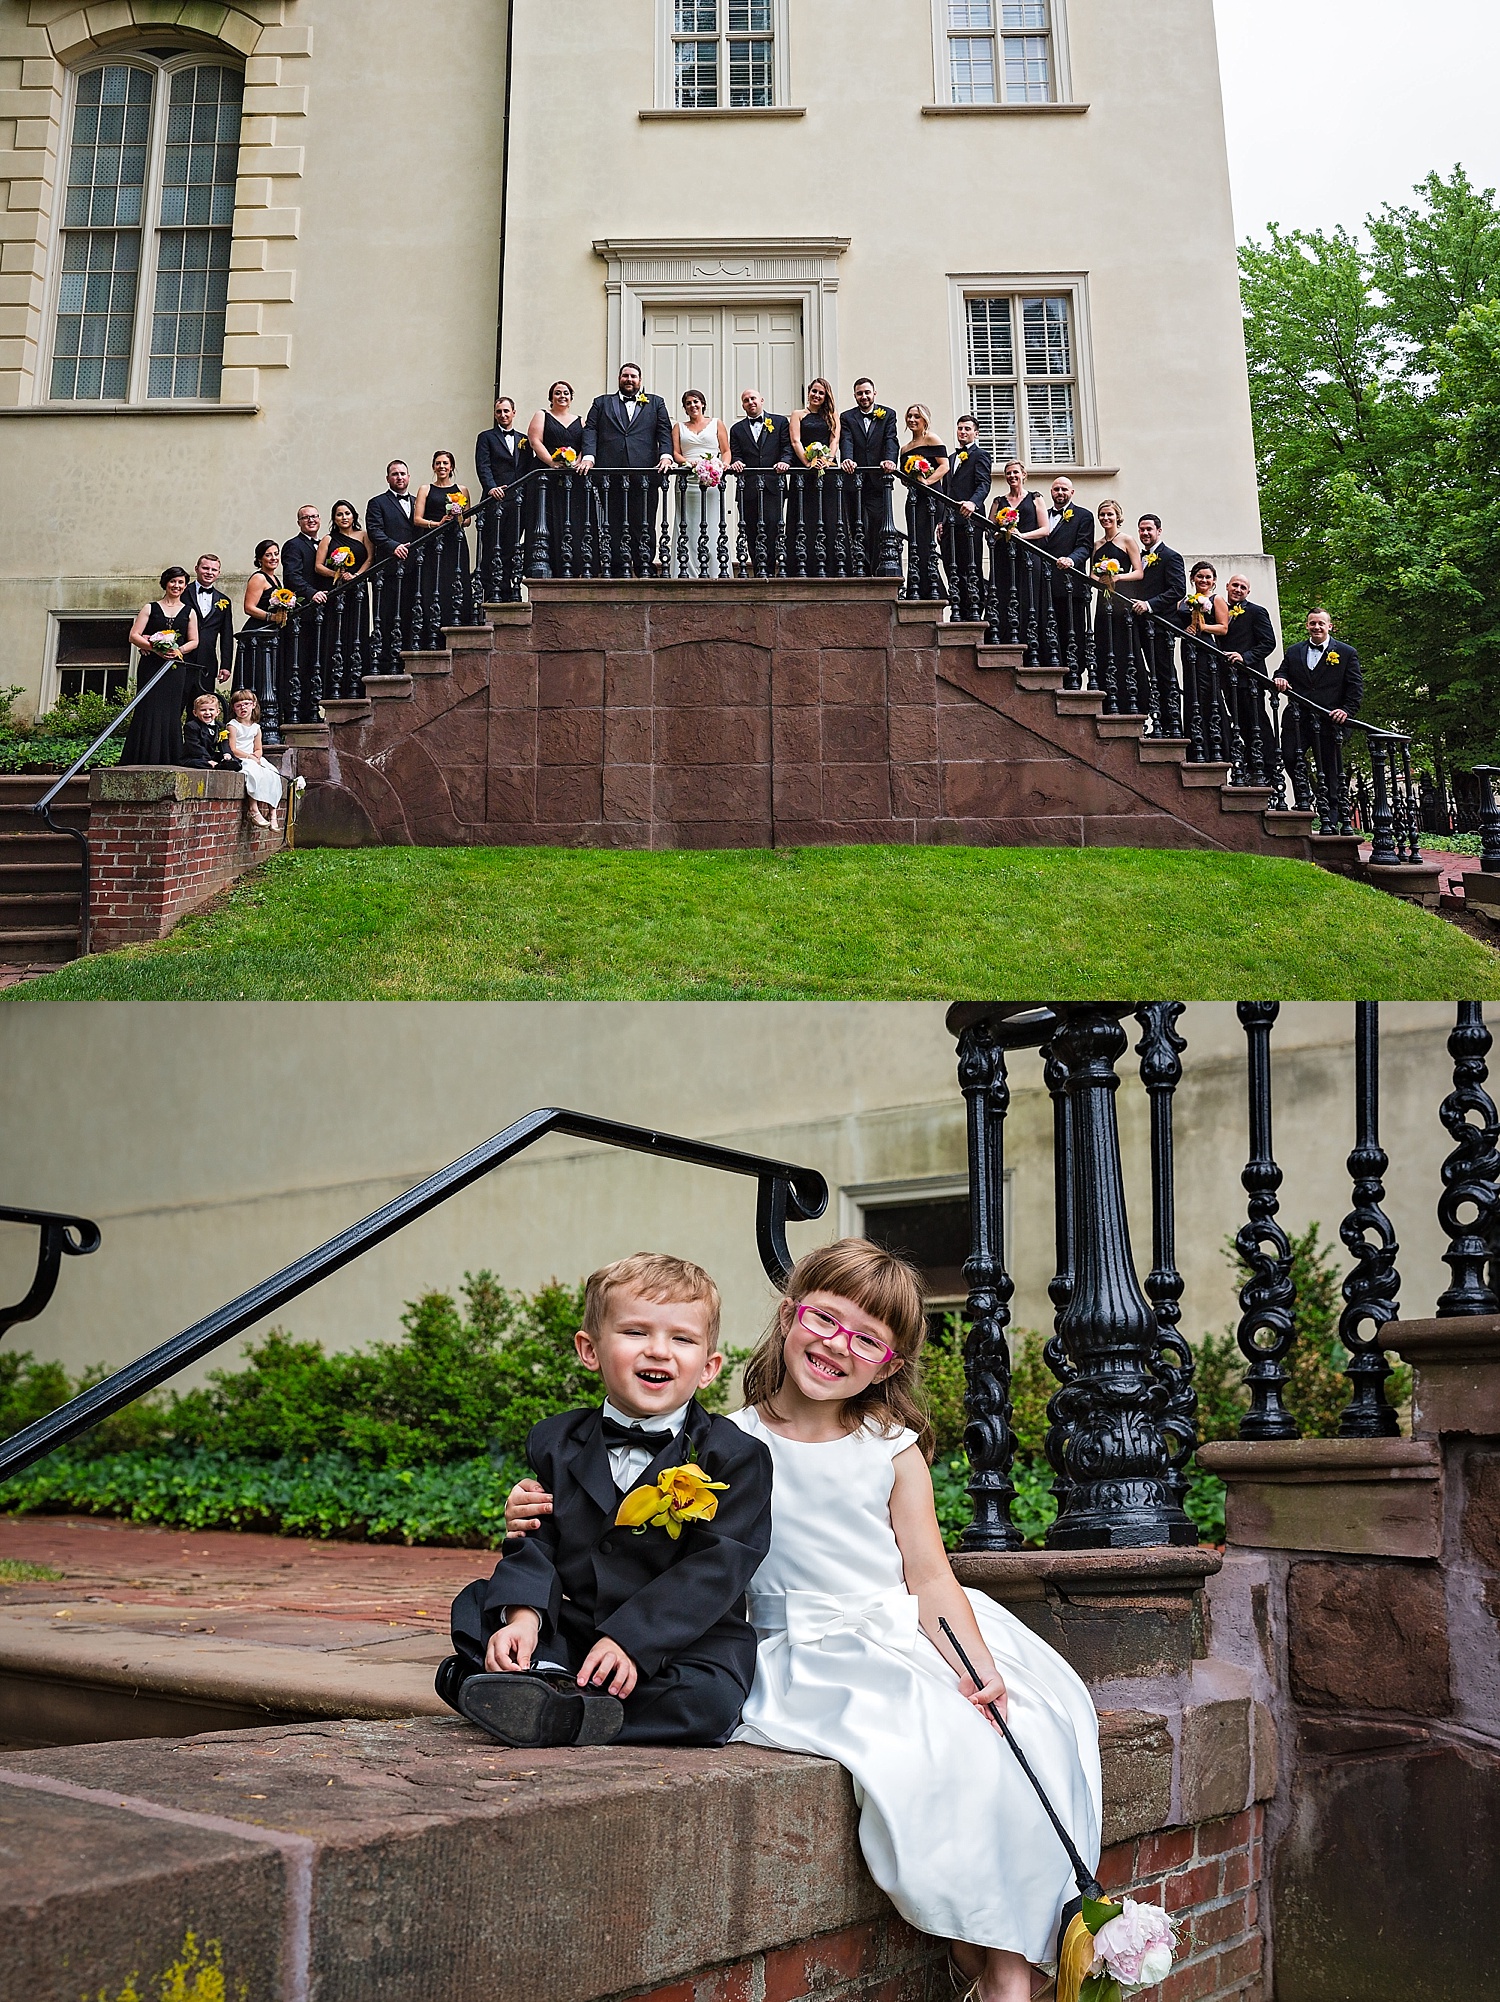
left=794, top=1302, right=896, bottom=1368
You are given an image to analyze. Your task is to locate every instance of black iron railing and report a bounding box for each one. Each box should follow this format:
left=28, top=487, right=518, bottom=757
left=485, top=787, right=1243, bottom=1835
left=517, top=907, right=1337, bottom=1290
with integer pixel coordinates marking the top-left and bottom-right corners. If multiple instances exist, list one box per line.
left=947, top=1001, right=1493, bottom=1552
left=0, top=1107, right=827, bottom=1482
left=0, top=1205, right=101, bottom=1342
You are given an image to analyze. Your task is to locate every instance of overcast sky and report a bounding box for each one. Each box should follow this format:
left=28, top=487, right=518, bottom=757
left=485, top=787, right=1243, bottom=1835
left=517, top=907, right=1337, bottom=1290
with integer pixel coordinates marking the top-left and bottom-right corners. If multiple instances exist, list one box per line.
left=1214, top=0, right=1500, bottom=241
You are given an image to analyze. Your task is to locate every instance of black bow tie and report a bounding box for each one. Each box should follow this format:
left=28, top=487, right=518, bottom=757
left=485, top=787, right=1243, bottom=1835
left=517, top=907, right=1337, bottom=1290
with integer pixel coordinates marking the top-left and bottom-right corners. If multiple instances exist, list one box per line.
left=600, top=1415, right=675, bottom=1451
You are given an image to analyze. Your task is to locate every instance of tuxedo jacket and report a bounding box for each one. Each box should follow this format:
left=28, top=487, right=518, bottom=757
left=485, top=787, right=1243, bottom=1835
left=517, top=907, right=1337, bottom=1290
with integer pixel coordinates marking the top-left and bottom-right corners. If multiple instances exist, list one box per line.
left=1137, top=543, right=1188, bottom=617
left=475, top=425, right=528, bottom=495
left=582, top=392, right=674, bottom=468
left=839, top=406, right=900, bottom=467
left=943, top=444, right=993, bottom=510
left=1042, top=502, right=1095, bottom=575
left=1279, top=639, right=1363, bottom=718
left=1224, top=600, right=1279, bottom=674
left=366, top=489, right=421, bottom=563
left=281, top=532, right=322, bottom=602
left=474, top=1399, right=772, bottom=1681
left=182, top=585, right=235, bottom=696
left=729, top=412, right=792, bottom=469
left=181, top=715, right=238, bottom=769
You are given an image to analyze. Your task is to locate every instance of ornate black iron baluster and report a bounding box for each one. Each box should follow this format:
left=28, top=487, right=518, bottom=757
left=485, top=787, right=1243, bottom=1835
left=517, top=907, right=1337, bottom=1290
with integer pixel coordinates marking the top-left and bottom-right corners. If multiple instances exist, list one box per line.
left=1224, top=663, right=1247, bottom=784
left=1159, top=623, right=1184, bottom=739
left=526, top=478, right=551, bottom=580
left=579, top=476, right=596, bottom=579
left=1473, top=765, right=1500, bottom=875
left=792, top=475, right=808, bottom=578
left=981, top=526, right=1001, bottom=644
left=832, top=471, right=850, bottom=578
left=944, top=508, right=963, bottom=622
left=1004, top=533, right=1021, bottom=651
left=1285, top=702, right=1314, bottom=812
left=676, top=475, right=691, bottom=579
left=1041, top=1034, right=1075, bottom=1516
left=1039, top=554, right=1061, bottom=668
left=1135, top=1004, right=1197, bottom=1499
left=283, top=614, right=303, bottom=728
left=1096, top=588, right=1117, bottom=714
left=813, top=472, right=828, bottom=579
left=1336, top=1003, right=1401, bottom=1435
left=558, top=480, right=574, bottom=581
left=306, top=603, right=324, bottom=719
left=647, top=473, right=665, bottom=578
left=957, top=1021, right=1023, bottom=1551
left=1059, top=577, right=1080, bottom=688
left=1079, top=582, right=1099, bottom=700
left=1204, top=651, right=1224, bottom=762
left=1367, top=739, right=1400, bottom=866
left=1119, top=603, right=1139, bottom=716
left=876, top=471, right=903, bottom=579
left=1266, top=688, right=1289, bottom=808
left=327, top=592, right=344, bottom=704
left=716, top=479, right=730, bottom=578
left=1435, top=1004, right=1500, bottom=1317
left=774, top=474, right=789, bottom=577
left=1334, top=725, right=1355, bottom=835
left=696, top=477, right=711, bottom=578
left=850, top=471, right=868, bottom=577
left=1235, top=1002, right=1300, bottom=1438
left=1182, top=639, right=1205, bottom=762
left=369, top=568, right=388, bottom=679
left=260, top=628, right=282, bottom=745
left=732, top=473, right=751, bottom=576
left=1043, top=1006, right=1196, bottom=1548
left=597, top=474, right=614, bottom=578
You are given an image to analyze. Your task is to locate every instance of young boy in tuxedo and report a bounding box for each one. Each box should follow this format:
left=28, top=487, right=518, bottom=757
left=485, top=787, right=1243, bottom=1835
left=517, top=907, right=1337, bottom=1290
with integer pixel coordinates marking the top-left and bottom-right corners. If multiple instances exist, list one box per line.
left=438, top=1252, right=772, bottom=1748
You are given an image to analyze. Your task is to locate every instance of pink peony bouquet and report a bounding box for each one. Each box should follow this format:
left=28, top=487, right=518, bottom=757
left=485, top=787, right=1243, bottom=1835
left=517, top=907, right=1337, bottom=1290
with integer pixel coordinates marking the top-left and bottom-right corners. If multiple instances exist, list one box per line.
left=1073, top=1898, right=1176, bottom=2000
left=148, top=629, right=182, bottom=656
left=696, top=457, right=724, bottom=489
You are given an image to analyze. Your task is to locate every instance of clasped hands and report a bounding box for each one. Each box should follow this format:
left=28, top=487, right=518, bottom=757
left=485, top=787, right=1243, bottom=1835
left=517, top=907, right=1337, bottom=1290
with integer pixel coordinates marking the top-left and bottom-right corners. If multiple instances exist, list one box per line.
left=491, top=1477, right=637, bottom=1696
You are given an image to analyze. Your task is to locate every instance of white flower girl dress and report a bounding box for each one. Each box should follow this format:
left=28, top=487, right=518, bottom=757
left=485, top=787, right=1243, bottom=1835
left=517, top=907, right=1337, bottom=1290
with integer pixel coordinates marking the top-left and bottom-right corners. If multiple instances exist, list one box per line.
left=729, top=1409, right=1102, bottom=1968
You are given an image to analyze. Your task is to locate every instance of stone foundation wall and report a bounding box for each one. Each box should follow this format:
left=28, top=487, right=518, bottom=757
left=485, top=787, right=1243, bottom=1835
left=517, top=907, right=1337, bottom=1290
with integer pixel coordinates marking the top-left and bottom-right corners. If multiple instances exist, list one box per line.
left=86, top=768, right=283, bottom=950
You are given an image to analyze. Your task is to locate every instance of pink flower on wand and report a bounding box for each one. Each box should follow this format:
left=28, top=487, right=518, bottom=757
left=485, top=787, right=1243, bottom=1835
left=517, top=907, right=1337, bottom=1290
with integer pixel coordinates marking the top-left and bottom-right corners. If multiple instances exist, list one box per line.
left=1090, top=1900, right=1176, bottom=1990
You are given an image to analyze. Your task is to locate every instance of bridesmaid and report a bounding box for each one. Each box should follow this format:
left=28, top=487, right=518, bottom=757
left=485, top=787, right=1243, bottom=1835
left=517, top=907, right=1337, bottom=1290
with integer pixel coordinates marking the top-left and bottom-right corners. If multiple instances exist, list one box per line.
left=788, top=376, right=843, bottom=574
left=900, top=405, right=950, bottom=600
left=526, top=380, right=586, bottom=573
left=123, top=565, right=197, bottom=766
left=314, top=499, right=373, bottom=695
left=989, top=459, right=1048, bottom=653
left=1179, top=560, right=1233, bottom=760
left=1089, top=500, right=1144, bottom=713
left=412, top=449, right=474, bottom=637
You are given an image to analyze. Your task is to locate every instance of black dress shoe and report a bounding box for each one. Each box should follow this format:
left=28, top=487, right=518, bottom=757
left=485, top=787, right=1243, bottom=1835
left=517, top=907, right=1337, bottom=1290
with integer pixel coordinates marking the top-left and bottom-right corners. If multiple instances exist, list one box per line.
left=433, top=1654, right=469, bottom=1714
left=457, top=1671, right=624, bottom=1747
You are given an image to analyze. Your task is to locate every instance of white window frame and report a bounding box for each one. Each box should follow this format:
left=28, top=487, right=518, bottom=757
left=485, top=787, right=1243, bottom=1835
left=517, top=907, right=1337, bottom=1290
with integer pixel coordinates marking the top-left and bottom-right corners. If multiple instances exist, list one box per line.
left=929, top=0, right=1073, bottom=106
left=654, top=0, right=792, bottom=111
left=947, top=273, right=1100, bottom=473
left=40, top=49, right=245, bottom=407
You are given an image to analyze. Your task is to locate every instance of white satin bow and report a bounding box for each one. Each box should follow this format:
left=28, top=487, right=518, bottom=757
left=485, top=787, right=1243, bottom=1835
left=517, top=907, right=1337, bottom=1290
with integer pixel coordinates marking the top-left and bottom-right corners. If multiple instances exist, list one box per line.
left=750, top=1586, right=920, bottom=1652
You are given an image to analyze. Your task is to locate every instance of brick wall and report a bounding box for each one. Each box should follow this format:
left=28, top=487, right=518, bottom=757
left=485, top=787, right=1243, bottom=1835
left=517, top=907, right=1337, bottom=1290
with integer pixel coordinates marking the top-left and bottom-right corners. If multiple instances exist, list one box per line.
left=87, top=769, right=282, bottom=950
left=621, top=1916, right=945, bottom=2002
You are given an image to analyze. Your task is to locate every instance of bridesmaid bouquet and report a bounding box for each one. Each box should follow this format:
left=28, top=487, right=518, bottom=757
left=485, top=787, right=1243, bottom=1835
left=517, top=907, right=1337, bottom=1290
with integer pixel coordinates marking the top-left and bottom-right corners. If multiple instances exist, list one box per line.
left=553, top=447, right=578, bottom=468
left=268, top=587, right=297, bottom=626
left=1059, top=1895, right=1176, bottom=2001
left=1093, top=557, right=1122, bottom=593
left=803, top=442, right=832, bottom=471
left=328, top=546, right=357, bottom=578
left=148, top=630, right=182, bottom=657
left=696, top=457, right=724, bottom=490
left=995, top=504, right=1020, bottom=531
left=444, top=487, right=470, bottom=518
left=904, top=455, right=933, bottom=478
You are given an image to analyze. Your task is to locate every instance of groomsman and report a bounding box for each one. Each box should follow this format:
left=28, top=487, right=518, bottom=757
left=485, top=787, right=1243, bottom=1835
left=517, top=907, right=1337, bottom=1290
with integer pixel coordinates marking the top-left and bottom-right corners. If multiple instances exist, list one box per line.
left=280, top=503, right=325, bottom=702
left=183, top=553, right=235, bottom=704
left=940, top=415, right=993, bottom=614
left=579, top=363, right=674, bottom=575
left=1042, top=477, right=1095, bottom=662
left=475, top=395, right=528, bottom=599
left=839, top=378, right=900, bottom=572
left=1222, top=573, right=1279, bottom=772
left=1129, top=515, right=1188, bottom=725
left=1275, top=610, right=1362, bottom=814
left=366, top=461, right=420, bottom=668
left=728, top=388, right=792, bottom=572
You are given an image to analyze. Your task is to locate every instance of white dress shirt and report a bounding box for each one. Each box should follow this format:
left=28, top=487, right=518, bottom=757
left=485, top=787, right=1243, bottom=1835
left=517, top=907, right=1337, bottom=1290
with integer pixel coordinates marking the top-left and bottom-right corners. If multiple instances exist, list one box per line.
left=602, top=1395, right=691, bottom=1491
left=1305, top=644, right=1326, bottom=670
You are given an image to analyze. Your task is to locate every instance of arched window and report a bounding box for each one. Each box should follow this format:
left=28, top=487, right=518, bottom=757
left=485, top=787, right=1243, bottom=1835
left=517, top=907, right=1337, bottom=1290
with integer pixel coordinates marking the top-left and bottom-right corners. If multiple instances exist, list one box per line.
left=49, top=54, right=243, bottom=402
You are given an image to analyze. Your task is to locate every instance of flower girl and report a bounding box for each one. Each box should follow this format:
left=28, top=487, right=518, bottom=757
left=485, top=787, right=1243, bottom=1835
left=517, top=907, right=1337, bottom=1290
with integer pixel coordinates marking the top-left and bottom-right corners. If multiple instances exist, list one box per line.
left=226, top=688, right=284, bottom=830
left=507, top=1237, right=1102, bottom=2002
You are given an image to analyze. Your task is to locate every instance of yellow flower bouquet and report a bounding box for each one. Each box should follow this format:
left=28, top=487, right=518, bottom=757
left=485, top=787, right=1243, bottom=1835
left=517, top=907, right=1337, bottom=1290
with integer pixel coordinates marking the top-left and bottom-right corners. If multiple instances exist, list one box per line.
left=552, top=447, right=578, bottom=468
left=995, top=504, right=1020, bottom=532
left=802, top=442, right=832, bottom=471
left=328, top=545, right=357, bottom=579
left=904, top=455, right=933, bottom=478
left=615, top=1462, right=728, bottom=1540
left=268, top=587, right=297, bottom=626
left=445, top=486, right=471, bottom=518
left=1093, top=557, right=1122, bottom=590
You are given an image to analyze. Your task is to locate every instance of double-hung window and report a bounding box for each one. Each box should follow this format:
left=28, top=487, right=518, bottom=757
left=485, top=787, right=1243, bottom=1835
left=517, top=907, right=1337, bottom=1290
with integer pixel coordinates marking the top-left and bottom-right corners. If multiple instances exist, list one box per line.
left=965, top=293, right=1078, bottom=465
left=944, top=0, right=1057, bottom=105
left=672, top=0, right=776, bottom=108
left=49, top=57, right=243, bottom=403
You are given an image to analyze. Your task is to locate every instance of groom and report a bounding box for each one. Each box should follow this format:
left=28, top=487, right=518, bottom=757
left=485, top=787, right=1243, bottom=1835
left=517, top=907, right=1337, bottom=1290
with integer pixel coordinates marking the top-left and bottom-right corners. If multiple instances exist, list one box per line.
left=580, top=364, right=674, bottom=576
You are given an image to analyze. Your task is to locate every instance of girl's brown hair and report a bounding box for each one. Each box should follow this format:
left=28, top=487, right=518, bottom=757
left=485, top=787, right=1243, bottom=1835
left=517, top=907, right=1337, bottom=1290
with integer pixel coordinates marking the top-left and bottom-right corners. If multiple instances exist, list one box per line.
left=231, top=688, right=261, bottom=720
left=741, top=1237, right=935, bottom=1458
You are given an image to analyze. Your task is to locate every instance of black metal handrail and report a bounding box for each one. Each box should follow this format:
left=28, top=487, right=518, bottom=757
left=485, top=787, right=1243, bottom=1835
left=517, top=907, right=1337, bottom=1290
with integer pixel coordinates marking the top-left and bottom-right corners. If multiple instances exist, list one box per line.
left=0, top=1107, right=828, bottom=1481
left=0, top=1205, right=101, bottom=1342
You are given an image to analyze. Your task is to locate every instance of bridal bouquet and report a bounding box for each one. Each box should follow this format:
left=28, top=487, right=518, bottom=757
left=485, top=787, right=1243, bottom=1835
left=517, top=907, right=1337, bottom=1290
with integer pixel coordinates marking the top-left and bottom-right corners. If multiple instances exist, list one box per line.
left=268, top=587, right=297, bottom=626
left=696, top=457, right=724, bottom=489
left=1059, top=1897, right=1176, bottom=2002
left=803, top=442, right=832, bottom=471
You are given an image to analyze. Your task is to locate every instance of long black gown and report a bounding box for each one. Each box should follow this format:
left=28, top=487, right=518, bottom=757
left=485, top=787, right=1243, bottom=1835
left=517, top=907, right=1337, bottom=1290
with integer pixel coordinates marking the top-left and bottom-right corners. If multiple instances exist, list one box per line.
left=992, top=492, right=1046, bottom=656
left=1091, top=538, right=1140, bottom=713
left=538, top=413, right=586, bottom=574
left=903, top=445, right=948, bottom=599
left=790, top=411, right=843, bottom=575
left=416, top=482, right=474, bottom=641
left=122, top=601, right=190, bottom=765
left=319, top=533, right=371, bottom=699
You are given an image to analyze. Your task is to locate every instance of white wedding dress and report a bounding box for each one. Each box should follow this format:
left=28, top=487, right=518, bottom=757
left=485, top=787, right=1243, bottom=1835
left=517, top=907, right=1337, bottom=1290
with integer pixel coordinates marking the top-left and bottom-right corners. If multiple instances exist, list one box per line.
left=676, top=417, right=723, bottom=565
left=227, top=718, right=283, bottom=809
left=729, top=1409, right=1102, bottom=1967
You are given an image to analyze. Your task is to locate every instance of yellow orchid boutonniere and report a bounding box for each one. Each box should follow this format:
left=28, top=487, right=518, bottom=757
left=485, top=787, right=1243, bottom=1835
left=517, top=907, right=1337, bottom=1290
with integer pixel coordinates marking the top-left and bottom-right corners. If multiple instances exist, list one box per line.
left=1144, top=551, right=1159, bottom=566
left=1063, top=507, right=1074, bottom=521
left=1229, top=604, right=1245, bottom=618
left=636, top=391, right=649, bottom=406
left=956, top=449, right=969, bottom=463
left=874, top=406, right=888, bottom=418
left=216, top=596, right=231, bottom=612
left=1327, top=649, right=1341, bottom=664
left=615, top=1462, right=728, bottom=1540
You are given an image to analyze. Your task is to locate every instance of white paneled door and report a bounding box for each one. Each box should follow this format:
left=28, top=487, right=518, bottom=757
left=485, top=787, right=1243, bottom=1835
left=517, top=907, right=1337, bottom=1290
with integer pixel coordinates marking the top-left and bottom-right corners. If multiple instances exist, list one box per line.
left=644, top=304, right=805, bottom=425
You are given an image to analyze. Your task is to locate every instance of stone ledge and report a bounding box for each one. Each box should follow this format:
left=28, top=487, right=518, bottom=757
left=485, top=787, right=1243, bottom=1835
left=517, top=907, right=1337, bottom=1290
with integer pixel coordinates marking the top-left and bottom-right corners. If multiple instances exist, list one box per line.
left=88, top=767, right=245, bottom=803
left=1198, top=1438, right=1443, bottom=1558
left=526, top=576, right=904, bottom=604
left=1388, top=1313, right=1500, bottom=1437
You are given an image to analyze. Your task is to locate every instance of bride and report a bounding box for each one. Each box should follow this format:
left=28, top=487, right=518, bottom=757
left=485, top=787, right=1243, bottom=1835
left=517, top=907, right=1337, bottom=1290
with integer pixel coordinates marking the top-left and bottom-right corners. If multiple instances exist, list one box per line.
left=672, top=388, right=730, bottom=571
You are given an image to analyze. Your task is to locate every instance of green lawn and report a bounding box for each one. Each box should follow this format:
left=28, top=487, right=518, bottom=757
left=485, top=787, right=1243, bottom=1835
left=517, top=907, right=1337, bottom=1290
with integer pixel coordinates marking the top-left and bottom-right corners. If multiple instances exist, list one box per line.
left=10, top=845, right=1498, bottom=1000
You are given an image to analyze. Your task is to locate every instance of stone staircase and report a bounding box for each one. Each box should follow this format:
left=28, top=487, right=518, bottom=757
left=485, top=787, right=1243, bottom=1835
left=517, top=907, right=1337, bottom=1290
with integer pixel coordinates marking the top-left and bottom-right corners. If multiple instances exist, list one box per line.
left=291, top=580, right=1380, bottom=868
left=0, top=775, right=88, bottom=965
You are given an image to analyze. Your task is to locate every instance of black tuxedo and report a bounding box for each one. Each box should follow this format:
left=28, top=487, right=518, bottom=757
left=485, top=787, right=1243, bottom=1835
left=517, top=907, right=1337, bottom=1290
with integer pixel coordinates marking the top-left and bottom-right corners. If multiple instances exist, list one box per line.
left=839, top=404, right=900, bottom=469
left=940, top=446, right=994, bottom=618
left=365, top=489, right=421, bottom=668
left=474, top=428, right=528, bottom=601
left=729, top=412, right=791, bottom=568
left=1126, top=542, right=1190, bottom=732
left=281, top=531, right=321, bottom=603
left=1041, top=502, right=1095, bottom=572
left=582, top=392, right=675, bottom=574
left=183, top=582, right=235, bottom=702
left=1220, top=599, right=1281, bottom=780
left=1041, top=502, right=1095, bottom=665
left=475, top=425, right=528, bottom=495
left=1278, top=638, right=1362, bottom=717
left=181, top=714, right=238, bottom=770
left=943, top=444, right=993, bottom=510
left=1224, top=600, right=1277, bottom=674
left=450, top=1399, right=772, bottom=1746
left=1135, top=542, right=1188, bottom=617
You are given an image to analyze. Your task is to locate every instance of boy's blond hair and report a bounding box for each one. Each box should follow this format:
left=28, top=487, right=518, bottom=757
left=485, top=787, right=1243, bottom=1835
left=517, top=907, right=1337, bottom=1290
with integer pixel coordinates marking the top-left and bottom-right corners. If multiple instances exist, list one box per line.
left=583, top=1251, right=722, bottom=1349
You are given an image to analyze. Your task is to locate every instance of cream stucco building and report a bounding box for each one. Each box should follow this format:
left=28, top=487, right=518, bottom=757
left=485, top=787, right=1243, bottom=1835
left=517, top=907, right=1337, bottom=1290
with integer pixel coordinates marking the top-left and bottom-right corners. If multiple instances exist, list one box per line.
left=0, top=1004, right=1465, bottom=1391
left=0, top=0, right=1267, bottom=722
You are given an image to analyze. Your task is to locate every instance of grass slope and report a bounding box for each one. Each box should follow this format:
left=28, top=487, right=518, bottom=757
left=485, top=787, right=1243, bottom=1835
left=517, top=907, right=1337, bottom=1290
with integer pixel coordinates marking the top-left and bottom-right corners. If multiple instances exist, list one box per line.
left=11, top=845, right=1497, bottom=1001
